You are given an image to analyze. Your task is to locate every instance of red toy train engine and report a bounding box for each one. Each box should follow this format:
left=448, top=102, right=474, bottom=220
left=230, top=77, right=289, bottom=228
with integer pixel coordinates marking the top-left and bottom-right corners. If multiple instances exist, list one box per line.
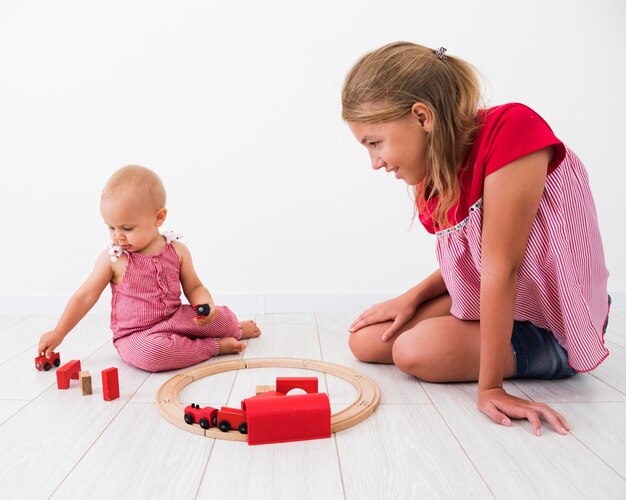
left=184, top=404, right=218, bottom=430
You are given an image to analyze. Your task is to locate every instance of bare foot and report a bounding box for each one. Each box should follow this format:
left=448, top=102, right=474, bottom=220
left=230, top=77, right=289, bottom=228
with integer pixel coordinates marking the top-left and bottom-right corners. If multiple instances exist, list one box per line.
left=218, top=337, right=245, bottom=355
left=240, top=320, right=261, bottom=339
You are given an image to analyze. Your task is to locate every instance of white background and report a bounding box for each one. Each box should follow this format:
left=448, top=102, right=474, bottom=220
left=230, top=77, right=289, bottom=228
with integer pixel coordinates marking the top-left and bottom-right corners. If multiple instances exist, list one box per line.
left=0, top=0, right=624, bottom=311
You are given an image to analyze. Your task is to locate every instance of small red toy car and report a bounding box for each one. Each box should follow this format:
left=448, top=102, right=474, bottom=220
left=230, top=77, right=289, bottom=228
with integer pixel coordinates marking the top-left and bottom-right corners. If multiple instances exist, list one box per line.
left=184, top=404, right=218, bottom=429
left=35, top=352, right=61, bottom=371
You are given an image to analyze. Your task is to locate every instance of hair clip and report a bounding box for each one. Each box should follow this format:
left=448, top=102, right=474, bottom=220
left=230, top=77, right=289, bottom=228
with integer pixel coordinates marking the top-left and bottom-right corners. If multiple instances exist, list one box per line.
left=434, top=47, right=447, bottom=60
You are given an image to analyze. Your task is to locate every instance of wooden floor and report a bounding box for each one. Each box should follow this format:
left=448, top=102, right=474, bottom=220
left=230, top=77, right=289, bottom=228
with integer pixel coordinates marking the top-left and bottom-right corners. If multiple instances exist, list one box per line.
left=1, top=310, right=626, bottom=499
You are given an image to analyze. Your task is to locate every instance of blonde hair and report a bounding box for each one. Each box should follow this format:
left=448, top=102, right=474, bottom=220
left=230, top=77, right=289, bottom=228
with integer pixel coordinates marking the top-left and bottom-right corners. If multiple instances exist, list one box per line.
left=101, top=165, right=166, bottom=213
left=342, top=42, right=482, bottom=228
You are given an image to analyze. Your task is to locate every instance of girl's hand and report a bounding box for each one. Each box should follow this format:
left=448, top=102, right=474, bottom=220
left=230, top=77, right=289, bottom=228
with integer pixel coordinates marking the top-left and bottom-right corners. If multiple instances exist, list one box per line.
left=37, top=330, right=63, bottom=359
left=349, top=294, right=418, bottom=342
left=193, top=306, right=218, bottom=326
left=477, top=387, right=570, bottom=436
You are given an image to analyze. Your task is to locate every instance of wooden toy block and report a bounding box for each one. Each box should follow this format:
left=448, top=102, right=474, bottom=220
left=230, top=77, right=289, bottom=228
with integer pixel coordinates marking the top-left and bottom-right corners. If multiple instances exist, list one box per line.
left=56, top=360, right=82, bottom=389
left=276, top=377, right=318, bottom=394
left=79, top=371, right=92, bottom=396
left=255, top=385, right=276, bottom=395
left=102, top=367, right=119, bottom=401
left=35, top=352, right=61, bottom=371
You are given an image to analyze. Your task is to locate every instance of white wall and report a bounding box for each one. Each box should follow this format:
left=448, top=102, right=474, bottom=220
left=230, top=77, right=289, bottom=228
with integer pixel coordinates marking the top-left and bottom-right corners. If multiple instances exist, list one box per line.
left=1, top=0, right=624, bottom=312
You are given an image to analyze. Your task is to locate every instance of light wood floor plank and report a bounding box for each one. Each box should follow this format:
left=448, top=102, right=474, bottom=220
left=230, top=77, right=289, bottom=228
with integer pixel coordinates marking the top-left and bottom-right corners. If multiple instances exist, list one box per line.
left=0, top=314, right=67, bottom=364
left=0, top=399, right=28, bottom=425
left=511, top=372, right=626, bottom=403
left=336, top=403, right=492, bottom=499
left=51, top=403, right=212, bottom=499
left=243, top=322, right=321, bottom=359
left=552, top=402, right=626, bottom=480
left=0, top=342, right=149, bottom=499
left=422, top=381, right=626, bottom=498
left=198, top=434, right=344, bottom=500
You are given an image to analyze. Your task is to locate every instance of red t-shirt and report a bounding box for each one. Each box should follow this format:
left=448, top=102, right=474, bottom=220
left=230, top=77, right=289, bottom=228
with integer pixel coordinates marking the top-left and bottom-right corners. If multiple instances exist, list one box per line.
left=419, top=103, right=566, bottom=233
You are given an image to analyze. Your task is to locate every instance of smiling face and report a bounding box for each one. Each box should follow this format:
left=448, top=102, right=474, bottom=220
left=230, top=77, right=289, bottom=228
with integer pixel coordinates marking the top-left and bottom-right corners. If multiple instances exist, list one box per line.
left=348, top=103, right=432, bottom=186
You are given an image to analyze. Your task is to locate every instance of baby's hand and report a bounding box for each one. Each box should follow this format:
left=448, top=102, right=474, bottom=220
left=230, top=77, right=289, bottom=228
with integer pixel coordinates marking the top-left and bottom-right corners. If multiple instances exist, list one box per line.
left=193, top=304, right=218, bottom=326
left=38, top=330, right=63, bottom=359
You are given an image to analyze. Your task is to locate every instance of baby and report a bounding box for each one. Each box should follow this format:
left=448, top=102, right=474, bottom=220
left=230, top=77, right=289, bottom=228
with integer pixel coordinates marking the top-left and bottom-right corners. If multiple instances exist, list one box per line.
left=37, top=165, right=260, bottom=372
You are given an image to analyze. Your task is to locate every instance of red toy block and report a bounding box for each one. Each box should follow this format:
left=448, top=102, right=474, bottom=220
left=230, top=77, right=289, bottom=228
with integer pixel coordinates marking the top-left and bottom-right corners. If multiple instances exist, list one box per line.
left=35, top=352, right=61, bottom=371
left=102, top=367, right=120, bottom=401
left=56, top=360, right=82, bottom=389
left=242, top=392, right=331, bottom=445
left=276, top=377, right=318, bottom=395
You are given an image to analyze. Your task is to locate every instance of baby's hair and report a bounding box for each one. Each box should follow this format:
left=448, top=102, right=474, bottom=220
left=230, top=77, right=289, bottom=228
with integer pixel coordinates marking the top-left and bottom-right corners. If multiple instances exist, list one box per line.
left=342, top=42, right=482, bottom=228
left=101, top=165, right=167, bottom=213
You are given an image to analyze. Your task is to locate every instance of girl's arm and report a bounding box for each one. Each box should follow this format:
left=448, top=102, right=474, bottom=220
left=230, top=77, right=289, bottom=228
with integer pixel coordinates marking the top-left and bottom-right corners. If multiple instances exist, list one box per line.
left=478, top=147, right=569, bottom=436
left=38, top=250, right=113, bottom=357
left=175, top=241, right=217, bottom=323
left=349, top=268, right=448, bottom=340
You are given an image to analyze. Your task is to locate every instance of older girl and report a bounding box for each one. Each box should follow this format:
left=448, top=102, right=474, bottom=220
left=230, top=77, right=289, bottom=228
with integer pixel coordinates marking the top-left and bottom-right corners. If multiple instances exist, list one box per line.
left=343, top=42, right=610, bottom=435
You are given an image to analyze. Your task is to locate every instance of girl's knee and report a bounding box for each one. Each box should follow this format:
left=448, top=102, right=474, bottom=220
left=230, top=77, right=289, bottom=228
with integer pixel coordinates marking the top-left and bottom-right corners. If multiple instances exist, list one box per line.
left=348, top=327, right=384, bottom=363
left=391, top=327, right=438, bottom=381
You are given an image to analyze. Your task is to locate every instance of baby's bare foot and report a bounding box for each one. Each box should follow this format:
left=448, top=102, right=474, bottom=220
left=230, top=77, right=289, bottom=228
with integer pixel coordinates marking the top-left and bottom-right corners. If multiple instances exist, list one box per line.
left=240, top=320, right=261, bottom=339
left=218, top=337, right=245, bottom=355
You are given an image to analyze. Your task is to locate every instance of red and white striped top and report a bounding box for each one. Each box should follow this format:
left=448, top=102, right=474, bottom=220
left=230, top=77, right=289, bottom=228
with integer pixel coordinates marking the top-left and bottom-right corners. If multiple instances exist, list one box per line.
left=419, top=103, right=610, bottom=372
left=110, top=242, right=183, bottom=340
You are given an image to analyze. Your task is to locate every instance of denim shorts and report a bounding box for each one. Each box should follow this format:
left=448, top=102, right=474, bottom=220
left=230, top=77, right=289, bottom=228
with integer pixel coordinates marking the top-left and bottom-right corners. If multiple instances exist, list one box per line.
left=511, top=297, right=611, bottom=380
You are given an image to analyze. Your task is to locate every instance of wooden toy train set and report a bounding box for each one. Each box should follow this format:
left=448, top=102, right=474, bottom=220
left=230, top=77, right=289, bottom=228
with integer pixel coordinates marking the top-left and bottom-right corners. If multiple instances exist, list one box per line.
left=157, top=358, right=380, bottom=445
left=36, top=352, right=380, bottom=445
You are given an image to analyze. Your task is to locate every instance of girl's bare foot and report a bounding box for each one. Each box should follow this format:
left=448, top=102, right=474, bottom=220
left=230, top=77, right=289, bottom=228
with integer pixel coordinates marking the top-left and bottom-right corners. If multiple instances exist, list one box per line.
left=240, top=320, right=261, bottom=339
left=218, top=337, right=245, bottom=355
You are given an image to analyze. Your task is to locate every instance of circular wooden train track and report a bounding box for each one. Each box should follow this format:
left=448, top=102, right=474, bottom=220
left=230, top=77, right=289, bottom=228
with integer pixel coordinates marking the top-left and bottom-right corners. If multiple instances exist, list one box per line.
left=156, top=357, right=381, bottom=441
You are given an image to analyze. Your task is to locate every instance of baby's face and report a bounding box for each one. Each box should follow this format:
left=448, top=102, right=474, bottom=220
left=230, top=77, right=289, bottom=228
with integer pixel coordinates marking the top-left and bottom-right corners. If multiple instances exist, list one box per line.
left=100, top=193, right=163, bottom=254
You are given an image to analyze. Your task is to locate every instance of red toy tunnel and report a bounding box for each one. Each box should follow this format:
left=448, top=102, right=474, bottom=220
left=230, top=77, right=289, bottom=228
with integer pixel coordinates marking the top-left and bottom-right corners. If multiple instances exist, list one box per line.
left=242, top=392, right=331, bottom=445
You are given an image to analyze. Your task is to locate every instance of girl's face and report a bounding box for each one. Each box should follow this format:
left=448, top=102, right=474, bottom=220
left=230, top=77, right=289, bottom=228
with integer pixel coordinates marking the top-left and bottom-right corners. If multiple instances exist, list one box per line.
left=100, top=193, right=166, bottom=254
left=348, top=103, right=431, bottom=186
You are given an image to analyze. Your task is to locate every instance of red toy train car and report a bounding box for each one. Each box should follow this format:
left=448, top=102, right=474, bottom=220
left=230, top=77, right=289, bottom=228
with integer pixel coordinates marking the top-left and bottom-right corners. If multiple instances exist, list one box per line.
left=35, top=352, right=61, bottom=371
left=183, top=404, right=248, bottom=434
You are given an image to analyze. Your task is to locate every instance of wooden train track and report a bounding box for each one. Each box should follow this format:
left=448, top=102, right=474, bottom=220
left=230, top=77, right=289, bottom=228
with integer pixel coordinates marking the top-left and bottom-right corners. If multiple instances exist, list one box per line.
left=156, top=357, right=381, bottom=441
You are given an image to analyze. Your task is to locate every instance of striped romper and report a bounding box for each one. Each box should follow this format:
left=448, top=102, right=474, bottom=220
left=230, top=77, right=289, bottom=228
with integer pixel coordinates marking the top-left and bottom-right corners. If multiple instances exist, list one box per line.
left=110, top=240, right=242, bottom=372
left=419, top=103, right=610, bottom=374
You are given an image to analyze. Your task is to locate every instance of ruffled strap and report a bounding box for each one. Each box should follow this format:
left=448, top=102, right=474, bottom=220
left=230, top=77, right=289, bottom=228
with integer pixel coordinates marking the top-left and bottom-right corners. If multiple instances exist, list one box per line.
left=108, top=243, right=125, bottom=263
left=162, top=230, right=183, bottom=243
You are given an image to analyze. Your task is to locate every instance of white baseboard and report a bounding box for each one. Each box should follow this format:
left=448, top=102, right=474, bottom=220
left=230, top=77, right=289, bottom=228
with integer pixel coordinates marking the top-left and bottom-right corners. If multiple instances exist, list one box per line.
left=1, top=291, right=623, bottom=315
left=0, top=293, right=397, bottom=315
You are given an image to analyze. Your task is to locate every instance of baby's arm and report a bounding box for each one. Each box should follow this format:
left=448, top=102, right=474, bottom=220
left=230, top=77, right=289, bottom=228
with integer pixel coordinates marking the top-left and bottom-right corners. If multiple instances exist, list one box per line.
left=174, top=241, right=217, bottom=323
left=37, top=250, right=113, bottom=357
